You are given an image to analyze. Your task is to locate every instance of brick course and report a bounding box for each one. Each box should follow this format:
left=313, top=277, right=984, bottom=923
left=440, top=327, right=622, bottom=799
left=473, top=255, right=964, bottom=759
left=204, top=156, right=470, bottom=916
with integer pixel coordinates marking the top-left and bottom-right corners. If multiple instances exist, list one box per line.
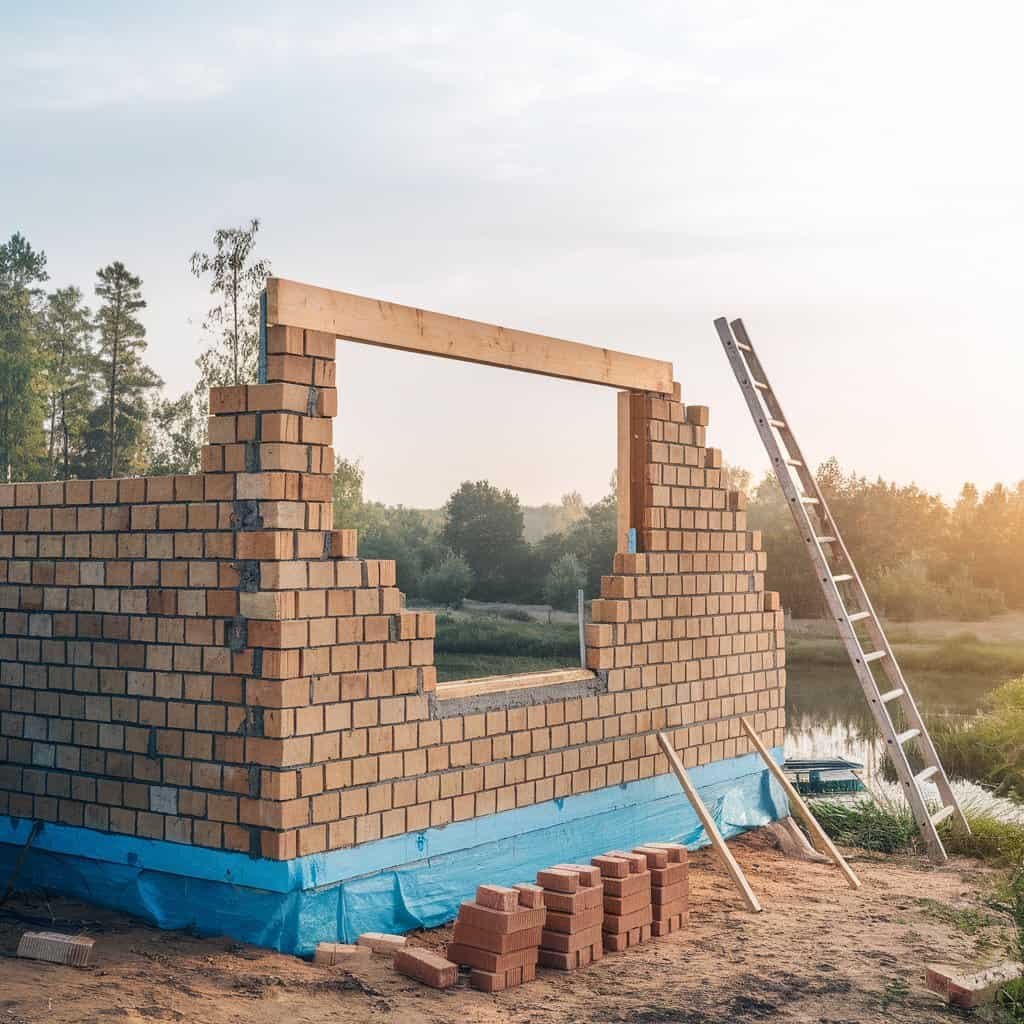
left=0, top=324, right=785, bottom=862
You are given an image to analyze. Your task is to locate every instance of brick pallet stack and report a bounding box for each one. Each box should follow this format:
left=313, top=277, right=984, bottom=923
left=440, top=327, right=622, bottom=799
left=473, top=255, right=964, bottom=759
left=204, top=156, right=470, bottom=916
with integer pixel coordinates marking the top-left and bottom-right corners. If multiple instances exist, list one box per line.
left=595, top=851, right=653, bottom=952
left=447, top=884, right=545, bottom=992
left=536, top=864, right=604, bottom=971
left=642, top=842, right=689, bottom=936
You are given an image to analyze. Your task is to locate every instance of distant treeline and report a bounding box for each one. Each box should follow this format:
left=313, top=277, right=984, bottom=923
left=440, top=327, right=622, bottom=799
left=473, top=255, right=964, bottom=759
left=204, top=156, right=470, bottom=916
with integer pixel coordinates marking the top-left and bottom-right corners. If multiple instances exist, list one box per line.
left=731, top=459, right=1022, bottom=620
left=337, top=457, right=1022, bottom=622
left=0, top=223, right=268, bottom=483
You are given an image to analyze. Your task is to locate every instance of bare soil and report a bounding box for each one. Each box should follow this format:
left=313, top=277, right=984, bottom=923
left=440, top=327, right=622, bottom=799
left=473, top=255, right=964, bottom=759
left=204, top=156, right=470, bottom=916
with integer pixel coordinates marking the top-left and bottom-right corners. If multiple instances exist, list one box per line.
left=0, top=830, right=1016, bottom=1024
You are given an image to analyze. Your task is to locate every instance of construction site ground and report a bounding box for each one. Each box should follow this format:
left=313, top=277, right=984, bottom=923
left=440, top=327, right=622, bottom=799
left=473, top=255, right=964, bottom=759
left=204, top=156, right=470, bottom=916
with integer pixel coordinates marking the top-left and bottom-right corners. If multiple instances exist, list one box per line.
left=0, top=829, right=1015, bottom=1024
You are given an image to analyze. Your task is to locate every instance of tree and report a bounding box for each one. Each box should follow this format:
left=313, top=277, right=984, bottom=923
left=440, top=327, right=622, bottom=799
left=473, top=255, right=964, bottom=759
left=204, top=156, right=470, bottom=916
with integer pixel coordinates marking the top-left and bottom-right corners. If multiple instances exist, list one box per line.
left=190, top=219, right=271, bottom=389
left=557, top=491, right=586, bottom=531
left=333, top=457, right=366, bottom=529
left=0, top=233, right=48, bottom=480
left=146, top=392, right=203, bottom=475
left=543, top=552, right=586, bottom=611
left=361, top=505, right=445, bottom=598
left=442, top=481, right=528, bottom=601
left=40, top=287, right=94, bottom=479
left=420, top=553, right=474, bottom=608
left=89, top=262, right=161, bottom=478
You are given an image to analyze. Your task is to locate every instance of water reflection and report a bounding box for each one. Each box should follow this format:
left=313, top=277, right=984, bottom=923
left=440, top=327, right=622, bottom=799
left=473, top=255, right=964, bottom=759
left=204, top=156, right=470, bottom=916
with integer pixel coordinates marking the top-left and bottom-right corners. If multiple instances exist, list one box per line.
left=785, top=661, right=1000, bottom=781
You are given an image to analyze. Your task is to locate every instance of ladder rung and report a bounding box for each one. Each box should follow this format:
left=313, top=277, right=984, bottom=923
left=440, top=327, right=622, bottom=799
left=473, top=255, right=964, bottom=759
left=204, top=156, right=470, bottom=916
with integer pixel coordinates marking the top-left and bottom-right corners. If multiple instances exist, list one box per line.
left=931, top=805, right=955, bottom=827
left=847, top=611, right=871, bottom=622
left=879, top=687, right=904, bottom=703
left=752, top=380, right=769, bottom=390
left=895, top=728, right=920, bottom=746
left=832, top=574, right=854, bottom=583
left=862, top=650, right=888, bottom=663
left=785, top=458, right=803, bottom=467
left=768, top=419, right=786, bottom=429
left=915, top=766, right=939, bottom=784
left=816, top=534, right=836, bottom=543
left=736, top=342, right=752, bottom=352
left=800, top=496, right=820, bottom=505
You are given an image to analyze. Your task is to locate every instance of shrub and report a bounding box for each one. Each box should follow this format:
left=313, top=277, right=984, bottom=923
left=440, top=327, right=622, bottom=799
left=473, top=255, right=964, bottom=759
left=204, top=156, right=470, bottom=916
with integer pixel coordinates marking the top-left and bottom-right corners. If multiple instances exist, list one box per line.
left=868, top=560, right=1005, bottom=621
left=543, top=553, right=586, bottom=612
left=420, top=554, right=474, bottom=608
left=434, top=616, right=579, bottom=658
left=499, top=608, right=534, bottom=622
left=930, top=677, right=1024, bottom=799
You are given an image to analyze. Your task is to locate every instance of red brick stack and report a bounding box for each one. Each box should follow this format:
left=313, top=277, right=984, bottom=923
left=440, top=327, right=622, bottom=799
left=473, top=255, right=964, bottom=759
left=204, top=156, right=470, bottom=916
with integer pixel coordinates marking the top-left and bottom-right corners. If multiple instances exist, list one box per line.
left=536, top=864, right=604, bottom=971
left=596, top=851, right=653, bottom=952
left=642, top=842, right=689, bottom=936
left=447, top=884, right=545, bottom=992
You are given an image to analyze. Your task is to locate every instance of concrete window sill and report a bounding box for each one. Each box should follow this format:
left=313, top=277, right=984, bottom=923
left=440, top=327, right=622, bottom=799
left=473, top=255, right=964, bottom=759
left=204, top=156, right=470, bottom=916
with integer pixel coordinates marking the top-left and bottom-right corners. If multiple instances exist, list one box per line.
left=434, top=667, right=596, bottom=701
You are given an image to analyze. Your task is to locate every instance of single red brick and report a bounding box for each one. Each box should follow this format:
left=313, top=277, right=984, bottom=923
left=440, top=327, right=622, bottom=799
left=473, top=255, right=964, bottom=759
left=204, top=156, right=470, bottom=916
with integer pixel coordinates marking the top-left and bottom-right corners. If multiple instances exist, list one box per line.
left=540, top=924, right=602, bottom=954
left=475, top=885, right=520, bottom=913
left=650, top=863, right=688, bottom=887
left=592, top=855, right=630, bottom=879
left=554, top=863, right=602, bottom=887
left=455, top=902, right=546, bottom=935
left=603, top=891, right=650, bottom=917
left=513, top=883, right=545, bottom=909
left=632, top=846, right=669, bottom=869
left=450, top=923, right=543, bottom=955
left=543, top=905, right=604, bottom=935
left=536, top=868, right=579, bottom=893
left=393, top=948, right=457, bottom=989
left=446, top=943, right=538, bottom=974
left=604, top=851, right=648, bottom=874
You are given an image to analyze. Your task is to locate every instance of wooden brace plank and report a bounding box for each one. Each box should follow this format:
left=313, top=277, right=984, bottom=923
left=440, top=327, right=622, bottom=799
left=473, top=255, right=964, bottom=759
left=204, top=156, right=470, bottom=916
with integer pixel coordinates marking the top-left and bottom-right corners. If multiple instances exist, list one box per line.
left=739, top=717, right=862, bottom=890
left=266, top=277, right=674, bottom=393
left=656, top=731, right=762, bottom=913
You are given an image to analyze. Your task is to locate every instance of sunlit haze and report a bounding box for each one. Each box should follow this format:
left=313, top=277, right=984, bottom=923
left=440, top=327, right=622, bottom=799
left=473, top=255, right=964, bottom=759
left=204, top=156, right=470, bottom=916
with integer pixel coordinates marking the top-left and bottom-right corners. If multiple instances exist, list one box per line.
left=3, top=2, right=1021, bottom=506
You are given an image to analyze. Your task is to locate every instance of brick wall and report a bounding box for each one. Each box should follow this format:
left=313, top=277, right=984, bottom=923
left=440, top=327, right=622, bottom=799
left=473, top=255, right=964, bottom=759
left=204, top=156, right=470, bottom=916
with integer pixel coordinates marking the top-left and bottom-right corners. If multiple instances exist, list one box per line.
left=0, top=323, right=784, bottom=863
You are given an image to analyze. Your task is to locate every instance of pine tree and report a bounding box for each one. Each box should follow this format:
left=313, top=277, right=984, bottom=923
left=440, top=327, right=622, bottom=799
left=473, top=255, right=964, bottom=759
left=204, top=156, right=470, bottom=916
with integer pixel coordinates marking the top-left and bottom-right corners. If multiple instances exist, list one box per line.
left=41, top=287, right=94, bottom=479
left=87, top=262, right=161, bottom=478
left=0, top=233, right=48, bottom=480
left=190, top=218, right=271, bottom=388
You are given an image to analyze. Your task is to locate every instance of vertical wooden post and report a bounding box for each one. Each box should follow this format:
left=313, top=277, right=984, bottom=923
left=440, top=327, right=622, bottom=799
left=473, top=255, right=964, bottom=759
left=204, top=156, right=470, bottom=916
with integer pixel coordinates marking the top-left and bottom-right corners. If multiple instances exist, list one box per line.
left=616, top=392, right=632, bottom=553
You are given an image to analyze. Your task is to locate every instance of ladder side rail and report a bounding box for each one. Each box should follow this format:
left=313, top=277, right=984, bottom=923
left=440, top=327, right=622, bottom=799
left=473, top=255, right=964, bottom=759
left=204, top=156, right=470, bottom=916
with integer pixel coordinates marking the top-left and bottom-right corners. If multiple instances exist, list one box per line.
left=716, top=317, right=952, bottom=862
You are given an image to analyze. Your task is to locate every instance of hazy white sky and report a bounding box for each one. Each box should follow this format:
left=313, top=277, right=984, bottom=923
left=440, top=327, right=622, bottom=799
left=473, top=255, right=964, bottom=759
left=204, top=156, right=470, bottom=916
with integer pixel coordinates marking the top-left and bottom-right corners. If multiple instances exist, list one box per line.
left=3, top=2, right=1021, bottom=506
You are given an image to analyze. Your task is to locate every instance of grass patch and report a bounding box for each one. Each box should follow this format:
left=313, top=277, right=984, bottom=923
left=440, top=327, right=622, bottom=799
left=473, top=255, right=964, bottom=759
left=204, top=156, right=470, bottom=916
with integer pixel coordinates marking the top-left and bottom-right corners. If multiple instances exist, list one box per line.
left=434, top=614, right=579, bottom=659
left=787, top=632, right=1024, bottom=681
left=930, top=679, right=1024, bottom=799
left=434, top=652, right=572, bottom=682
left=811, top=799, right=920, bottom=853
left=917, top=897, right=1004, bottom=935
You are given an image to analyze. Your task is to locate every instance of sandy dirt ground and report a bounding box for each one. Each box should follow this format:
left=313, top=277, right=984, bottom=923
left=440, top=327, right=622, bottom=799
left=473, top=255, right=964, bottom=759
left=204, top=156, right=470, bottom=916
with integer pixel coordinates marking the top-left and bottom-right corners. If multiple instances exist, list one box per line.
left=0, top=830, right=1016, bottom=1024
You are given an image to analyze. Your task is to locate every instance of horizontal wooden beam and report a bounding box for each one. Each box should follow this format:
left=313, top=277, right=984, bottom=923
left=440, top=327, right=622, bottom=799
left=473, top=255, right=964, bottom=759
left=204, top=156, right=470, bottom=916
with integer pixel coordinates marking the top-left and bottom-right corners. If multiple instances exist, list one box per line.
left=266, top=277, right=674, bottom=394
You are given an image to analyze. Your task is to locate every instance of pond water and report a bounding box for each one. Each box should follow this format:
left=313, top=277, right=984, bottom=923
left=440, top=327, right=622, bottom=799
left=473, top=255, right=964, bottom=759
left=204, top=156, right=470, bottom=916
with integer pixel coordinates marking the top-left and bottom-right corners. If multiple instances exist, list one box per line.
left=784, top=661, right=999, bottom=781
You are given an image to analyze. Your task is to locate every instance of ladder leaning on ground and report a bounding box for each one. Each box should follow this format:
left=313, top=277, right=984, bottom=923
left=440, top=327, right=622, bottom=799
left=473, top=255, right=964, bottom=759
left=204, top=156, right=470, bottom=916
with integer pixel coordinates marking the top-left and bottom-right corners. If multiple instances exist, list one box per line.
left=713, top=316, right=969, bottom=864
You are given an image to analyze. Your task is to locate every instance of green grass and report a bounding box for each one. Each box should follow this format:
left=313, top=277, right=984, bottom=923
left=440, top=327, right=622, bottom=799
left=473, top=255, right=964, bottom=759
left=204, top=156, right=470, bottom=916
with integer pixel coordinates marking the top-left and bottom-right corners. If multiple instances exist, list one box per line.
left=813, top=796, right=1024, bottom=1018
left=787, top=631, right=1024, bottom=681
left=434, top=652, right=571, bottom=682
left=434, top=614, right=579, bottom=658
left=917, top=897, right=1005, bottom=935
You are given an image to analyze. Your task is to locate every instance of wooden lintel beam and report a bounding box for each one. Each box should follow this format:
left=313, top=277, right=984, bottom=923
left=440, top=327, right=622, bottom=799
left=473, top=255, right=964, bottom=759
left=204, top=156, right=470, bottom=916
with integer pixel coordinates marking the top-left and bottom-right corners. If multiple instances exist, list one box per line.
left=266, top=277, right=674, bottom=394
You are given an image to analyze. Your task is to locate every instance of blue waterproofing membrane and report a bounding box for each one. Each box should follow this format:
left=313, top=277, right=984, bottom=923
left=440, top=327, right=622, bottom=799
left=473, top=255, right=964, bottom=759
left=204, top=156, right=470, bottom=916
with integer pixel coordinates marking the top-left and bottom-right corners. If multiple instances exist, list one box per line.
left=0, top=748, right=786, bottom=955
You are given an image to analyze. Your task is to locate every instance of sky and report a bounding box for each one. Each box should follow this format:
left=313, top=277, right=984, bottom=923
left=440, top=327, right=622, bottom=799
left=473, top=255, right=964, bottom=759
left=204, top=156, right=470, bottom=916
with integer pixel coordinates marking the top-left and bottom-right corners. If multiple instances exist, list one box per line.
left=2, top=2, right=1022, bottom=508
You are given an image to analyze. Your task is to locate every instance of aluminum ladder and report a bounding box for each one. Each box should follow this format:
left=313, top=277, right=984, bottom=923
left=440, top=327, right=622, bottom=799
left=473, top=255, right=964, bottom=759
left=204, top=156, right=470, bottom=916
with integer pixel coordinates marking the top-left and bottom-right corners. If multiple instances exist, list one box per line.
left=714, top=316, right=969, bottom=863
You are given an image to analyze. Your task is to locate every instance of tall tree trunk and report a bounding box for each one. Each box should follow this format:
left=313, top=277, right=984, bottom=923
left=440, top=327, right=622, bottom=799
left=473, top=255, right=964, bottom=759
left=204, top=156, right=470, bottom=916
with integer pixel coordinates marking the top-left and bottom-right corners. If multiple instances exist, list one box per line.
left=47, top=393, right=57, bottom=475
left=60, top=388, right=69, bottom=479
left=232, top=265, right=239, bottom=386
left=109, top=294, right=121, bottom=478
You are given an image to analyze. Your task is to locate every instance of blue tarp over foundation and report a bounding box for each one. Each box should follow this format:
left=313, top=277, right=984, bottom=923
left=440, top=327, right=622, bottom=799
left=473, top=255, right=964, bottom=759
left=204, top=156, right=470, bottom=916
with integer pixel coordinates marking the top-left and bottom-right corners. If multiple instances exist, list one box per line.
left=0, top=748, right=786, bottom=954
